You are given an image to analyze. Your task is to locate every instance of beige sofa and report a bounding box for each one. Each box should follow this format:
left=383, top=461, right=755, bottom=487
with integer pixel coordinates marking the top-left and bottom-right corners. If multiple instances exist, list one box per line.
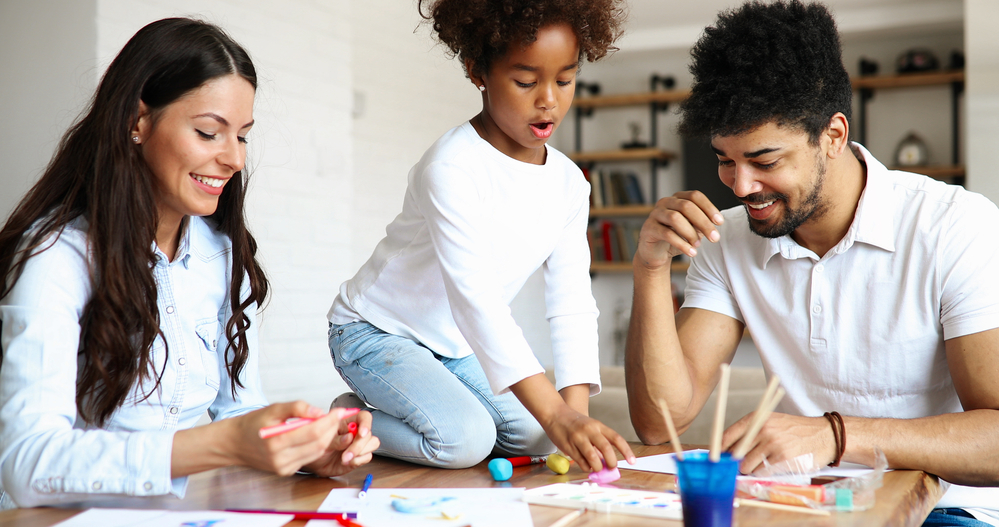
left=569, top=366, right=768, bottom=446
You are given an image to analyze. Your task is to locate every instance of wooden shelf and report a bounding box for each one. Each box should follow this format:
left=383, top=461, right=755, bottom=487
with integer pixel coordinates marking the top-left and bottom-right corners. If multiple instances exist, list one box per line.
left=569, top=148, right=676, bottom=163
left=572, top=70, right=963, bottom=111
left=851, top=70, right=964, bottom=90
left=590, top=205, right=654, bottom=217
left=889, top=164, right=965, bottom=180
left=590, top=261, right=689, bottom=273
left=574, top=89, right=692, bottom=109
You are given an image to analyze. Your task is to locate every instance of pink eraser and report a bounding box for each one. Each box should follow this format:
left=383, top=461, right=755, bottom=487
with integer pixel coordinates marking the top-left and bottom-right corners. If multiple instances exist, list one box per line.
left=588, top=465, right=621, bottom=484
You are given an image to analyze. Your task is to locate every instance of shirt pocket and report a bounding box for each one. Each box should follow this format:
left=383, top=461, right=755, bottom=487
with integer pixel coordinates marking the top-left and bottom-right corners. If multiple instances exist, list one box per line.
left=195, top=318, right=223, bottom=390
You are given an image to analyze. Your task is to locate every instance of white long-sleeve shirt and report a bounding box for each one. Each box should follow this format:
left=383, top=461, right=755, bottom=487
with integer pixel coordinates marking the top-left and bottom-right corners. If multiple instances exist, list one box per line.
left=0, top=216, right=268, bottom=509
left=330, top=121, right=600, bottom=396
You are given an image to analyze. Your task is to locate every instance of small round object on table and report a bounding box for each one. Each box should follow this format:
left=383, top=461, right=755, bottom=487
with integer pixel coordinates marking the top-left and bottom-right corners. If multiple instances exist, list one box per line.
left=487, top=458, right=513, bottom=481
left=546, top=453, right=572, bottom=475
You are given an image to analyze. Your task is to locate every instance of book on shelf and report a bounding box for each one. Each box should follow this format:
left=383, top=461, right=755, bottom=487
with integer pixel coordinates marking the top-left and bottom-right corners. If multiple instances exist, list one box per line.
left=588, top=170, right=647, bottom=208
left=589, top=219, right=645, bottom=263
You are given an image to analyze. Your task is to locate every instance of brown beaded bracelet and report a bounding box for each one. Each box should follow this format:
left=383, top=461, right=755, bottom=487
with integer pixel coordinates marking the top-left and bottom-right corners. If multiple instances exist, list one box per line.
left=823, top=411, right=846, bottom=467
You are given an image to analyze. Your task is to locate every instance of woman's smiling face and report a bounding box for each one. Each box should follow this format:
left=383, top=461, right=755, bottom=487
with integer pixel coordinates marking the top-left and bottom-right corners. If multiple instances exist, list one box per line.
left=135, top=73, right=255, bottom=230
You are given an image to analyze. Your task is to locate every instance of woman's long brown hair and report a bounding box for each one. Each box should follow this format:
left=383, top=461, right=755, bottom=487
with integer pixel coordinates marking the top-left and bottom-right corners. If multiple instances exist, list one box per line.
left=0, top=18, right=269, bottom=426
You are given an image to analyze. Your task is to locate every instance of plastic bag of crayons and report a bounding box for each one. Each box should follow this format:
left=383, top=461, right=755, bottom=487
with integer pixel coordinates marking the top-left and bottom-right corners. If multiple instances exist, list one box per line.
left=736, top=449, right=887, bottom=512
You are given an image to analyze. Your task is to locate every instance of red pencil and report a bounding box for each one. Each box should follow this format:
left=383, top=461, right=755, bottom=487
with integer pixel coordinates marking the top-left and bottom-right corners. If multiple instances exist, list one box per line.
left=225, top=509, right=358, bottom=521
left=506, top=455, right=548, bottom=467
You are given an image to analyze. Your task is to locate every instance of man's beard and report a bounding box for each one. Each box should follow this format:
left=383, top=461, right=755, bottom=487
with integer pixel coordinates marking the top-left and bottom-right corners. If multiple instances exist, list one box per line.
left=745, top=155, right=827, bottom=239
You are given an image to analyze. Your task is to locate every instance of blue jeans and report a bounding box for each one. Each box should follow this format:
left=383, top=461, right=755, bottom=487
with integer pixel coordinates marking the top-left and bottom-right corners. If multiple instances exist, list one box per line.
left=328, top=321, right=554, bottom=468
left=923, top=509, right=991, bottom=527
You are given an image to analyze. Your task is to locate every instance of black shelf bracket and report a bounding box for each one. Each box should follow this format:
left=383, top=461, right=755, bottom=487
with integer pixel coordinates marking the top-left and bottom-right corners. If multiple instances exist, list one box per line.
left=574, top=81, right=601, bottom=153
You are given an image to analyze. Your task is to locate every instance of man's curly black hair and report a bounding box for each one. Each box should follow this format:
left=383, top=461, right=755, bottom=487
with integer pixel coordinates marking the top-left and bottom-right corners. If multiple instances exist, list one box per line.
left=418, top=0, right=626, bottom=79
left=678, top=0, right=852, bottom=144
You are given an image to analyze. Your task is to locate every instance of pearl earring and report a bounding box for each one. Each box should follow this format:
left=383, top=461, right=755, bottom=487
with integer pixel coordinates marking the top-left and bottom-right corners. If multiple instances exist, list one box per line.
left=132, top=135, right=140, bottom=143
left=478, top=85, right=486, bottom=92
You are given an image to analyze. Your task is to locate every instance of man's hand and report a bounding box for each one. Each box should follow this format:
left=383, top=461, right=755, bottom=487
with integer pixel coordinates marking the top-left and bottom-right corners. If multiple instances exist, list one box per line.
left=721, top=412, right=838, bottom=474
left=635, top=191, right=724, bottom=270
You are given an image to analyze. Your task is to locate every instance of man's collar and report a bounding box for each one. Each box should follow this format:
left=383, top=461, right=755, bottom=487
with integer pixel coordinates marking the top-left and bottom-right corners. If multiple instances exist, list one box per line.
left=758, top=142, right=894, bottom=268
left=843, top=143, right=895, bottom=254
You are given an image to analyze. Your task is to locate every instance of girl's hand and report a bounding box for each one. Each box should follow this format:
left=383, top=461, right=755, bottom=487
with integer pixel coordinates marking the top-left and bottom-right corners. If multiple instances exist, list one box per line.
left=543, top=405, right=636, bottom=473
left=302, top=410, right=380, bottom=477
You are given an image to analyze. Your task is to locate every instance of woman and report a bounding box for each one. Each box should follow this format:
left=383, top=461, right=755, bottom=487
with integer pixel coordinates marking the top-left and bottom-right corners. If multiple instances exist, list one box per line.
left=0, top=17, right=377, bottom=509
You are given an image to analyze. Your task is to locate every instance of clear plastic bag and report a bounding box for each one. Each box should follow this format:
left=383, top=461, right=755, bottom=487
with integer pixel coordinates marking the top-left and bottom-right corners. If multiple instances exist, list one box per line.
left=736, top=449, right=887, bottom=511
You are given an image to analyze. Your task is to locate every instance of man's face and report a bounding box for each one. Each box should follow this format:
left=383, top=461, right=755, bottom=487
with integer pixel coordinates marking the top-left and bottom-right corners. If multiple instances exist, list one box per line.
left=711, top=122, right=829, bottom=238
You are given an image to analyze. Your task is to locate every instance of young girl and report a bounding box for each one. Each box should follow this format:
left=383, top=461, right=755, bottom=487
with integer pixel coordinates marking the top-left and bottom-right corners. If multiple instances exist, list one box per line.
left=0, top=18, right=377, bottom=509
left=328, top=0, right=634, bottom=472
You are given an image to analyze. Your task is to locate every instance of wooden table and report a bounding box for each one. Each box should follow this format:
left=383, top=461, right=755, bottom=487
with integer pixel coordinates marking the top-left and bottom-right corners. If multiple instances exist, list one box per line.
left=0, top=444, right=942, bottom=527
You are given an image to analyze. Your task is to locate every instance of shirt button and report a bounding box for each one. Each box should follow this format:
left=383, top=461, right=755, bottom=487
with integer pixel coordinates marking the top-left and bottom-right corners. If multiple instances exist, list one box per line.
left=144, top=482, right=153, bottom=491
left=815, top=264, right=824, bottom=273
left=178, top=357, right=187, bottom=366
left=211, top=340, right=217, bottom=348
left=169, top=406, right=179, bottom=415
left=813, top=305, right=822, bottom=314
left=166, top=306, right=175, bottom=314
left=92, top=481, right=102, bottom=490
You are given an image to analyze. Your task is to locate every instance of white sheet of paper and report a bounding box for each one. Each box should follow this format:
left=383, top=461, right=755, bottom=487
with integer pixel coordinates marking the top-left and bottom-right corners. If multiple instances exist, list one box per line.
left=54, top=508, right=293, bottom=527
left=622, top=449, right=708, bottom=474
left=621, top=449, right=878, bottom=478
left=308, top=487, right=532, bottom=527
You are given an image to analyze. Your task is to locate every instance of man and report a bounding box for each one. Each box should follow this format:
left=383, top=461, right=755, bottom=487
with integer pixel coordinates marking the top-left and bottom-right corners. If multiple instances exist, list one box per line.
left=624, top=2, right=999, bottom=525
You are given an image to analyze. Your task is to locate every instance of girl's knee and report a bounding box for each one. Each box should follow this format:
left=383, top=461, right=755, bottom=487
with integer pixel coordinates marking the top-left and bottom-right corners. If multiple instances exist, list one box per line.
left=427, top=412, right=497, bottom=469
left=496, top=418, right=555, bottom=457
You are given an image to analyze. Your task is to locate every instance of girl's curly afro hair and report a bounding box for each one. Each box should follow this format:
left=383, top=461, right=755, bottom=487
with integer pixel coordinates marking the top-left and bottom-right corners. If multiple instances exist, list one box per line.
left=419, top=0, right=626, bottom=79
left=678, top=0, right=853, bottom=143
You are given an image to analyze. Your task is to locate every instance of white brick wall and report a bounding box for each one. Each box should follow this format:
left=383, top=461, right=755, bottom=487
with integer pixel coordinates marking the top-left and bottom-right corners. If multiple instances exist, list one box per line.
left=349, top=2, right=480, bottom=267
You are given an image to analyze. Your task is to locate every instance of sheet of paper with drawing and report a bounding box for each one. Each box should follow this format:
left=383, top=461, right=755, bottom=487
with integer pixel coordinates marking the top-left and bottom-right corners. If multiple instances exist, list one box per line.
left=622, top=449, right=880, bottom=478
left=307, top=487, right=532, bottom=527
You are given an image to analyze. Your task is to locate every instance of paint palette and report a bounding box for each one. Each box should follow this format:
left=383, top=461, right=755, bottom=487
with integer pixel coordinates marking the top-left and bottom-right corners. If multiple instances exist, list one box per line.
left=522, top=483, right=682, bottom=519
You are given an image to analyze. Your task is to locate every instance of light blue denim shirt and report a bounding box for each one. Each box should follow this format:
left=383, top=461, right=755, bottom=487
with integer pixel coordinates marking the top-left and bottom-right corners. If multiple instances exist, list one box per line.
left=0, top=216, right=268, bottom=509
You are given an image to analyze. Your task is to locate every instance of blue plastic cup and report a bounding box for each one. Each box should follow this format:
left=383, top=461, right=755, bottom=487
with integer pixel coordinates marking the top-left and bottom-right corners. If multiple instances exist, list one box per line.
left=675, top=452, right=739, bottom=527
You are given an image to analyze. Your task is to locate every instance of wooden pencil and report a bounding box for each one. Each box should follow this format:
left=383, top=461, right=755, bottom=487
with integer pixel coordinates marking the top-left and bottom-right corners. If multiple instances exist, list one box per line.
left=732, top=386, right=786, bottom=459
left=660, top=402, right=685, bottom=460
left=548, top=508, right=586, bottom=527
left=709, top=363, right=731, bottom=461
left=736, top=498, right=831, bottom=516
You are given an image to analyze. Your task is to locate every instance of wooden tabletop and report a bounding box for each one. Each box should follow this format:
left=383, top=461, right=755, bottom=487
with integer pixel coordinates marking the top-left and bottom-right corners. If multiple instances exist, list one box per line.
left=0, top=443, right=941, bottom=527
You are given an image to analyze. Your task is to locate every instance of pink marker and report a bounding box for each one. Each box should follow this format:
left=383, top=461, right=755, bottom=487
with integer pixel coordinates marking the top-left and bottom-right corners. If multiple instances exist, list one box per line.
left=348, top=422, right=358, bottom=437
left=259, top=408, right=361, bottom=439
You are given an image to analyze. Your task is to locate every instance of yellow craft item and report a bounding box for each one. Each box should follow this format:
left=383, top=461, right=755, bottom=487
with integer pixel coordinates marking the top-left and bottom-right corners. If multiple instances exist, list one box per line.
left=546, top=453, right=571, bottom=475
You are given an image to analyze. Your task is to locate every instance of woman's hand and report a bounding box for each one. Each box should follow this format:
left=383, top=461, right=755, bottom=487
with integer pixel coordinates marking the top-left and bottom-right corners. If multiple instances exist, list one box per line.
left=301, top=410, right=380, bottom=477
left=172, top=401, right=365, bottom=478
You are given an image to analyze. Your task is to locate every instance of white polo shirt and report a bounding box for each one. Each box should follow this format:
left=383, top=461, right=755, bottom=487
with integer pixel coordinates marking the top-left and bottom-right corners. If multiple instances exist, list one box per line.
left=683, top=144, right=999, bottom=516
